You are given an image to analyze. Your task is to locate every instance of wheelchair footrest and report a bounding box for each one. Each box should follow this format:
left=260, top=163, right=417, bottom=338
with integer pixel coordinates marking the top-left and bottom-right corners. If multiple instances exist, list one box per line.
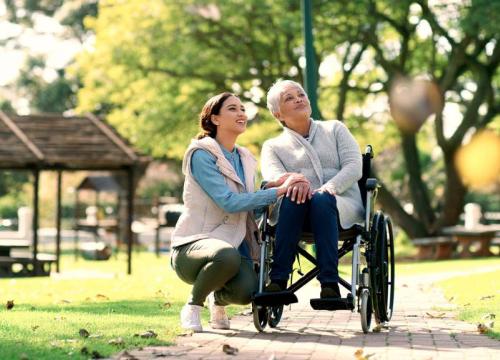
left=310, top=297, right=354, bottom=311
left=253, top=291, right=298, bottom=306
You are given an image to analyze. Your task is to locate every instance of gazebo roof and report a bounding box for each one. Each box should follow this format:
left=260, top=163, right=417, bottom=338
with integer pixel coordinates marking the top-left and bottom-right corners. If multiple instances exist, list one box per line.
left=77, top=175, right=122, bottom=192
left=0, top=111, right=148, bottom=170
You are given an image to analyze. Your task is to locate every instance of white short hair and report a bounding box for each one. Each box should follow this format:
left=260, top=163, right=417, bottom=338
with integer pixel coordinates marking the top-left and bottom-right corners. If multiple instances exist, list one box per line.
left=266, top=79, right=306, bottom=117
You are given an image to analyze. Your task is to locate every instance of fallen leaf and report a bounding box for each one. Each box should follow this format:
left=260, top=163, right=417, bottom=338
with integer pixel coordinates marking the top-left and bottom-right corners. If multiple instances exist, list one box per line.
left=372, top=324, right=383, bottom=333
left=6, top=300, right=14, bottom=310
left=134, top=330, right=157, bottom=338
left=477, top=323, right=491, bottom=334
left=60, top=299, right=71, bottom=304
left=480, top=295, right=495, bottom=300
left=54, top=315, right=66, bottom=321
left=95, top=294, right=109, bottom=300
left=463, top=303, right=471, bottom=307
left=155, top=290, right=165, bottom=297
left=354, top=349, right=364, bottom=358
left=91, top=350, right=104, bottom=359
left=79, top=329, right=90, bottom=338
left=108, top=337, right=124, bottom=346
left=88, top=334, right=102, bottom=339
left=426, top=312, right=446, bottom=319
left=115, top=350, right=138, bottom=360
left=222, top=344, right=238, bottom=355
left=354, top=348, right=375, bottom=360
left=482, top=313, right=496, bottom=320
left=162, top=302, right=171, bottom=309
left=447, top=296, right=454, bottom=302
left=31, top=325, right=39, bottom=331
left=151, top=350, right=188, bottom=357
left=178, top=331, right=193, bottom=337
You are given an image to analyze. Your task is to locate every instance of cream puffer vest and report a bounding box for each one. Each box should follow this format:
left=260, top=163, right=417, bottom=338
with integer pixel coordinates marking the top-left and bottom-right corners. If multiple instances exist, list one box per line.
left=171, top=137, right=261, bottom=260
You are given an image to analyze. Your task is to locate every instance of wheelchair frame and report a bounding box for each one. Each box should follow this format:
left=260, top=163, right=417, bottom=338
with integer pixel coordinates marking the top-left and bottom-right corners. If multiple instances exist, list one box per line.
left=252, top=145, right=395, bottom=333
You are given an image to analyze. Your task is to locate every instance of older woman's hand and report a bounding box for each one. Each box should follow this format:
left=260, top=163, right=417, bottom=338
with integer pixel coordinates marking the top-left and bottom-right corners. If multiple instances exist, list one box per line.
left=282, top=174, right=312, bottom=203
left=287, top=181, right=312, bottom=203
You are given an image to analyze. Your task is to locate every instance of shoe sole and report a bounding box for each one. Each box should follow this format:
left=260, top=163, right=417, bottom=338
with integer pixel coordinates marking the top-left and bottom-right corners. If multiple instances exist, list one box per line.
left=210, top=322, right=230, bottom=330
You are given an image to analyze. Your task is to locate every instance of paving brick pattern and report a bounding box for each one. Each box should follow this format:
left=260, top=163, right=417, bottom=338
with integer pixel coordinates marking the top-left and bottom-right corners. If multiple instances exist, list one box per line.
left=111, top=276, right=499, bottom=359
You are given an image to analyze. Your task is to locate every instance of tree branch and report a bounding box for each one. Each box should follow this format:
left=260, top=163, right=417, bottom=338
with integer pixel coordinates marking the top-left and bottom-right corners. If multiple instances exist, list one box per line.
left=337, top=44, right=366, bottom=120
left=375, top=177, right=428, bottom=238
left=448, top=70, right=491, bottom=149
left=418, top=0, right=456, bottom=47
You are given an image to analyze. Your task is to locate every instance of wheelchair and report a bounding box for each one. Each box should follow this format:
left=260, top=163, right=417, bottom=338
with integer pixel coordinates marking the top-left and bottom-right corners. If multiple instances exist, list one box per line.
left=251, top=145, right=395, bottom=333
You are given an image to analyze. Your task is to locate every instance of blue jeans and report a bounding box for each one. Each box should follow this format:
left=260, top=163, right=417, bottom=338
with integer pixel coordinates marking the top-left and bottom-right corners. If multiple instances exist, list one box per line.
left=270, top=191, right=340, bottom=285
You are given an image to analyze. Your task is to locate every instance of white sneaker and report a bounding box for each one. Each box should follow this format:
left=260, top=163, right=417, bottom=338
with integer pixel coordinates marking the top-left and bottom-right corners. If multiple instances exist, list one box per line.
left=180, top=304, right=203, bottom=332
left=208, top=292, right=230, bottom=329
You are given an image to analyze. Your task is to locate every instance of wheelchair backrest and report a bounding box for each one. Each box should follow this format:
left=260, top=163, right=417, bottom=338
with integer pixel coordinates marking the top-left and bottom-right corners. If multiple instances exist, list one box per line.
left=357, top=145, right=373, bottom=209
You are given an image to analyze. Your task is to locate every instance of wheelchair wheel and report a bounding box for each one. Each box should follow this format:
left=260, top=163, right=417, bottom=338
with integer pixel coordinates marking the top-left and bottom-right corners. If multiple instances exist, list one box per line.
left=252, top=303, right=268, bottom=332
left=370, top=213, right=395, bottom=324
left=268, top=305, right=284, bottom=328
left=385, top=216, right=395, bottom=321
left=360, top=289, right=372, bottom=334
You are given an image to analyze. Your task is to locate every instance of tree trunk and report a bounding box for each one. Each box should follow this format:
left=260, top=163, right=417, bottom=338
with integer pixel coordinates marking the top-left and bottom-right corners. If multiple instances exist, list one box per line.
left=433, top=151, right=467, bottom=231
left=401, top=133, right=435, bottom=228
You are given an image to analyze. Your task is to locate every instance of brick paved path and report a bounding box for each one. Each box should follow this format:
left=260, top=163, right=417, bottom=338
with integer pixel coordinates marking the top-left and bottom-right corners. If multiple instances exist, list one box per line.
left=112, top=274, right=499, bottom=359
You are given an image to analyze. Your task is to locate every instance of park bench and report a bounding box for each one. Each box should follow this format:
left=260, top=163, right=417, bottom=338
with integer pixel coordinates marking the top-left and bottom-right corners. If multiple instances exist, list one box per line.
left=0, top=253, right=56, bottom=277
left=412, top=236, right=456, bottom=260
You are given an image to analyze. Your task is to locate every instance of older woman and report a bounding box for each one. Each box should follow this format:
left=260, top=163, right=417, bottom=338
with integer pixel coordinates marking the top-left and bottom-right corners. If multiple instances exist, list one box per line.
left=260, top=79, right=364, bottom=298
left=171, top=92, right=303, bottom=332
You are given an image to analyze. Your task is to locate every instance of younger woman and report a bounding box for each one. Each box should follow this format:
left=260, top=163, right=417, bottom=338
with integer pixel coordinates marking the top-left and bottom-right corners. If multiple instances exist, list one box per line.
left=171, top=92, right=304, bottom=332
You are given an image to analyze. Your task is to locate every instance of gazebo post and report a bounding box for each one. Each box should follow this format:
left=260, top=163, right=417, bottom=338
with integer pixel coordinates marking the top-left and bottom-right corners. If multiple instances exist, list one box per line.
left=32, top=169, right=40, bottom=274
left=74, top=189, right=79, bottom=260
left=55, top=171, right=62, bottom=273
left=126, top=167, right=135, bottom=275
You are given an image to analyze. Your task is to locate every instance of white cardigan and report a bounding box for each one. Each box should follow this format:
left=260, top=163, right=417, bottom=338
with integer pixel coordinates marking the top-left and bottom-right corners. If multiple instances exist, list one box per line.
left=261, top=119, right=364, bottom=229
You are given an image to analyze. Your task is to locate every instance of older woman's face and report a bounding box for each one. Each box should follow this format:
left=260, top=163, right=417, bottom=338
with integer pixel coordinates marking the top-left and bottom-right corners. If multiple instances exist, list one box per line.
left=277, top=84, right=311, bottom=124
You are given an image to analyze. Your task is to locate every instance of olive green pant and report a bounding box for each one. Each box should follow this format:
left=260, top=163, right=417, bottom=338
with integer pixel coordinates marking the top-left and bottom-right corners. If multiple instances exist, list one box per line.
left=171, top=238, right=258, bottom=306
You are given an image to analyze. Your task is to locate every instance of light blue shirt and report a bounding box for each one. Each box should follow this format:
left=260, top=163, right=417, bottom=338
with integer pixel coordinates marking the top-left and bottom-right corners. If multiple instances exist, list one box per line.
left=190, top=144, right=277, bottom=259
left=190, top=145, right=277, bottom=214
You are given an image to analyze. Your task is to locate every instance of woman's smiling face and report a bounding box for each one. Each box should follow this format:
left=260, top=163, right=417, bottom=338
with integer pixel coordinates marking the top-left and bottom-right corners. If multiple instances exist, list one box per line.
left=211, top=95, right=248, bottom=136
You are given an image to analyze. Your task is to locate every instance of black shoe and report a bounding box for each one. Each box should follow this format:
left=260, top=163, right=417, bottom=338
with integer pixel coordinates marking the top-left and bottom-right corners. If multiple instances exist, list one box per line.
left=320, top=282, right=341, bottom=299
left=265, top=281, right=286, bottom=292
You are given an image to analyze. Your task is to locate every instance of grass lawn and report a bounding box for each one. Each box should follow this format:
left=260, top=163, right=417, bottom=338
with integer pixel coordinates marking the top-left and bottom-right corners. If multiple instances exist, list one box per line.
left=0, top=252, right=243, bottom=360
left=1, top=252, right=498, bottom=359
left=437, top=269, right=500, bottom=339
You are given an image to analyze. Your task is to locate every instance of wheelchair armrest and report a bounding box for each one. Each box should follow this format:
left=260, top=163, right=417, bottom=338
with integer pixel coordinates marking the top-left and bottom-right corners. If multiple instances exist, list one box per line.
left=260, top=181, right=269, bottom=190
left=366, top=178, right=378, bottom=191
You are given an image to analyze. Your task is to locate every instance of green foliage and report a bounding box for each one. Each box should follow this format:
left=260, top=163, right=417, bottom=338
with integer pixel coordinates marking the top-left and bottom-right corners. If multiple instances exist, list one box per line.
left=0, top=171, right=30, bottom=218
left=16, top=57, right=78, bottom=113
left=136, top=180, right=183, bottom=201
left=73, top=0, right=499, bottom=237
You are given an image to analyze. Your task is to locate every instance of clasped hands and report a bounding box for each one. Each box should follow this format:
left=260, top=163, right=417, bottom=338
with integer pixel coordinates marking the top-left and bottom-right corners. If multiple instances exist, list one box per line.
left=267, top=173, right=336, bottom=204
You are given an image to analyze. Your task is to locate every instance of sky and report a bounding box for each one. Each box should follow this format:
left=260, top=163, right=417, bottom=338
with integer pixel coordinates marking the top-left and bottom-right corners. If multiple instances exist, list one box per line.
left=0, top=1, right=84, bottom=112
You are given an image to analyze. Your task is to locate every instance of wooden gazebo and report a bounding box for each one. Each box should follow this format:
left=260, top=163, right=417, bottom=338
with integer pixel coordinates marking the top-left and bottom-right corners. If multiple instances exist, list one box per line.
left=0, top=111, right=149, bottom=275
